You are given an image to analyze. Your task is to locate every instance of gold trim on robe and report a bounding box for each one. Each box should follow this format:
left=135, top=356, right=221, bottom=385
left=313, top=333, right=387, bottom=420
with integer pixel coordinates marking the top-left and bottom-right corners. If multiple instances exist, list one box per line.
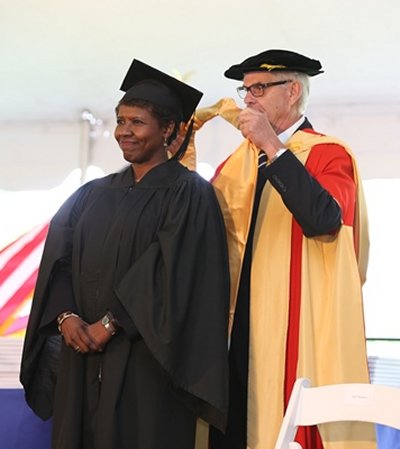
left=190, top=99, right=375, bottom=449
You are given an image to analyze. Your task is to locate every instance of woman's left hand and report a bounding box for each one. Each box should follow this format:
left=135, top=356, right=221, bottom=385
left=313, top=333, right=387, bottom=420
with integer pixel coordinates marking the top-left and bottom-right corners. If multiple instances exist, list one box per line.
left=85, top=320, right=114, bottom=352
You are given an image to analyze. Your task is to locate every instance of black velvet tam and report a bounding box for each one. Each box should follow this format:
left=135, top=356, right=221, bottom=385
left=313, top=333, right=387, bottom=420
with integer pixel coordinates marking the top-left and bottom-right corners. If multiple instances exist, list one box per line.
left=225, top=49, right=323, bottom=80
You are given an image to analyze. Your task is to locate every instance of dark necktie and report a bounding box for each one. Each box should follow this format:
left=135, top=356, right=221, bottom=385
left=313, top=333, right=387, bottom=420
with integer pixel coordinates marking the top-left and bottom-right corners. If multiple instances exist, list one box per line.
left=258, top=151, right=268, bottom=168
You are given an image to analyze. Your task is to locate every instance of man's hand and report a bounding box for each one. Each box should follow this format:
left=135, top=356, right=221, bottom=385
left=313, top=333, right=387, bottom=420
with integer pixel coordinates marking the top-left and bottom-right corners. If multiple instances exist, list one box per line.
left=238, top=107, right=282, bottom=158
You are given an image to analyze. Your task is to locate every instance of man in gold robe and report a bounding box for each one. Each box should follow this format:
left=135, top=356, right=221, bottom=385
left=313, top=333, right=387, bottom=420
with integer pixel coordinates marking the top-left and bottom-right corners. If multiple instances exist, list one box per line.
left=195, top=49, right=375, bottom=449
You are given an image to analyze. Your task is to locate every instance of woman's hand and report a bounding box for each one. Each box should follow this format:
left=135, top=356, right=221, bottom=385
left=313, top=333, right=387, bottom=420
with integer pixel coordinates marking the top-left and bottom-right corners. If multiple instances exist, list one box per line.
left=61, top=316, right=104, bottom=354
left=85, top=320, right=114, bottom=351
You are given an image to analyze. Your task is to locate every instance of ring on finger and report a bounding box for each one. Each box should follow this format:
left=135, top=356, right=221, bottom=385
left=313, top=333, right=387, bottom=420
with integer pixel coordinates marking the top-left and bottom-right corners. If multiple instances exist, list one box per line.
left=74, top=345, right=80, bottom=352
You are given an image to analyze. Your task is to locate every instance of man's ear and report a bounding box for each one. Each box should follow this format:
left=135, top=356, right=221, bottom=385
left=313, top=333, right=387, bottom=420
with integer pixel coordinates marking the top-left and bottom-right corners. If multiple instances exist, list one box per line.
left=289, top=80, right=302, bottom=106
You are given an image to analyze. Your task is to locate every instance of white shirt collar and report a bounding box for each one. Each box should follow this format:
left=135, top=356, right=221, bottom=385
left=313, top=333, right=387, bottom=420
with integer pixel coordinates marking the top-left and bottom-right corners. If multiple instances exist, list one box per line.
left=278, top=116, right=306, bottom=144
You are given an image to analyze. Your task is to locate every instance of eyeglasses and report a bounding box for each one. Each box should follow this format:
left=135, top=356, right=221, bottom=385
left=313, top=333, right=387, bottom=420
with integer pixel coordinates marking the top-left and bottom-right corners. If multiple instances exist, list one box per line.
left=236, top=80, right=292, bottom=98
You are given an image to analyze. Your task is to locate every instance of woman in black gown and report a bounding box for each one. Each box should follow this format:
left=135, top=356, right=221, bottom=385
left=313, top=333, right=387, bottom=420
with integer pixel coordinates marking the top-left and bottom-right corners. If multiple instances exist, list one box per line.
left=20, top=59, right=230, bottom=449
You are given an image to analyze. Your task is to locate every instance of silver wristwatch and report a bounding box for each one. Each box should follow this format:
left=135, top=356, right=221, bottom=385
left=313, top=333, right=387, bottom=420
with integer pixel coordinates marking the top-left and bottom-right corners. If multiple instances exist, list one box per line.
left=101, top=312, right=117, bottom=336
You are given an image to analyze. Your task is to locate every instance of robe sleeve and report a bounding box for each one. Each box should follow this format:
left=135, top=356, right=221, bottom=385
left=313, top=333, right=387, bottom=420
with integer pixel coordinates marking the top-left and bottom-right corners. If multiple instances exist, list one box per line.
left=264, top=145, right=354, bottom=236
left=115, top=175, right=230, bottom=431
left=39, top=259, right=76, bottom=334
left=19, top=183, right=94, bottom=419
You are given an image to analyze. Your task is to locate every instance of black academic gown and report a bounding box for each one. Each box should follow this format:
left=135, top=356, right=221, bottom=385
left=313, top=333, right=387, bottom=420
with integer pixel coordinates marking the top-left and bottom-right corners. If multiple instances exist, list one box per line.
left=20, top=161, right=230, bottom=449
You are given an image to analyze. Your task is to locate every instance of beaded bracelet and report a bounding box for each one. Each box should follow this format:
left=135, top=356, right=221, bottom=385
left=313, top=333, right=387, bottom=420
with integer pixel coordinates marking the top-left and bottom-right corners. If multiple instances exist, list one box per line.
left=57, top=311, right=80, bottom=334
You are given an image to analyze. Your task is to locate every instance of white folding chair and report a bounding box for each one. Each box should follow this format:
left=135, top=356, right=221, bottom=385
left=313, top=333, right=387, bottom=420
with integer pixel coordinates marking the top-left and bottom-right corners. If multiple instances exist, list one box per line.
left=274, top=377, right=400, bottom=449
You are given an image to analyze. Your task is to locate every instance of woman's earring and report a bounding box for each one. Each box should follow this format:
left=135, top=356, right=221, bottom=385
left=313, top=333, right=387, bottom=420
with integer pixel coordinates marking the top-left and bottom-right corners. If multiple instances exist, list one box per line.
left=163, top=137, right=168, bottom=149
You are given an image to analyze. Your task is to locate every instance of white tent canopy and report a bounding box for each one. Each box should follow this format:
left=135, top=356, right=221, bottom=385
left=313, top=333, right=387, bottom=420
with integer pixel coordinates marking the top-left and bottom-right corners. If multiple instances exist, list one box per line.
left=1, top=0, right=400, bottom=189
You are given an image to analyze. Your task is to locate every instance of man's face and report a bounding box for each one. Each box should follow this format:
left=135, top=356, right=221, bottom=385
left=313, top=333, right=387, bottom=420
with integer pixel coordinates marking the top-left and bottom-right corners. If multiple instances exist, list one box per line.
left=241, top=71, right=295, bottom=132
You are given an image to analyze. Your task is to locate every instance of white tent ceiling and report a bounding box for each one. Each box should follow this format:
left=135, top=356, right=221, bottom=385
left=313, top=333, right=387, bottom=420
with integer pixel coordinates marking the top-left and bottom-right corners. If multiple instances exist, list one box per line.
left=2, top=0, right=400, bottom=124
left=1, top=0, right=400, bottom=193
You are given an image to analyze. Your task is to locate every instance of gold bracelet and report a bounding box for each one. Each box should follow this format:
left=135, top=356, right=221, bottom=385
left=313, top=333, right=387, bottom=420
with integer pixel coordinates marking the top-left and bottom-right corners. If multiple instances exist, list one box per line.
left=57, top=311, right=79, bottom=334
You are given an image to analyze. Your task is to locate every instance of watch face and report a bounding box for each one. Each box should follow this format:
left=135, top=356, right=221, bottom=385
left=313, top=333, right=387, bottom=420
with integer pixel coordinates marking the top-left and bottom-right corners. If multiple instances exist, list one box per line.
left=102, top=315, right=110, bottom=325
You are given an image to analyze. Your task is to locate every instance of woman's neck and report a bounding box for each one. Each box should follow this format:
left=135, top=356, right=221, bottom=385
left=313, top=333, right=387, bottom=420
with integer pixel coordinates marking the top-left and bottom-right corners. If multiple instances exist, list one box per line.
left=131, top=156, right=168, bottom=183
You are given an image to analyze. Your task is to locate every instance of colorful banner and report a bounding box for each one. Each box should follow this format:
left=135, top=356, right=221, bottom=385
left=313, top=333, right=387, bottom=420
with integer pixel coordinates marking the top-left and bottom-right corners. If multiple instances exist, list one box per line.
left=0, top=223, right=48, bottom=337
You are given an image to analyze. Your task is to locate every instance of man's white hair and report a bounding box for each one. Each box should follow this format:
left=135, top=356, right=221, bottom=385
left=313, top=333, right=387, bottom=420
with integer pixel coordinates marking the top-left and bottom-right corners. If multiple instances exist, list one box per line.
left=275, top=71, right=310, bottom=114
left=292, top=72, right=310, bottom=114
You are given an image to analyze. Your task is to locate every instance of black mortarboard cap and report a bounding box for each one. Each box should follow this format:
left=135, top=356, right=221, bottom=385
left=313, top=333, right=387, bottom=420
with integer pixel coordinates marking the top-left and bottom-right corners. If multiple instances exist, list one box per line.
left=120, top=59, right=203, bottom=124
left=224, top=49, right=324, bottom=80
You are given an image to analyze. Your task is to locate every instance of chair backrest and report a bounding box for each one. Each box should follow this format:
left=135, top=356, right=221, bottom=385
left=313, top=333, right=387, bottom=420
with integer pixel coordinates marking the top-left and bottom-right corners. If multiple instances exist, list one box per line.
left=274, top=377, right=400, bottom=449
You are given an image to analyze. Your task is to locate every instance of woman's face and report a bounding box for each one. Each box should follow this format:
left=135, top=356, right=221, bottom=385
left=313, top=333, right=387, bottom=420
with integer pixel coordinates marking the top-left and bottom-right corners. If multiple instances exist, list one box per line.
left=114, top=104, right=171, bottom=165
